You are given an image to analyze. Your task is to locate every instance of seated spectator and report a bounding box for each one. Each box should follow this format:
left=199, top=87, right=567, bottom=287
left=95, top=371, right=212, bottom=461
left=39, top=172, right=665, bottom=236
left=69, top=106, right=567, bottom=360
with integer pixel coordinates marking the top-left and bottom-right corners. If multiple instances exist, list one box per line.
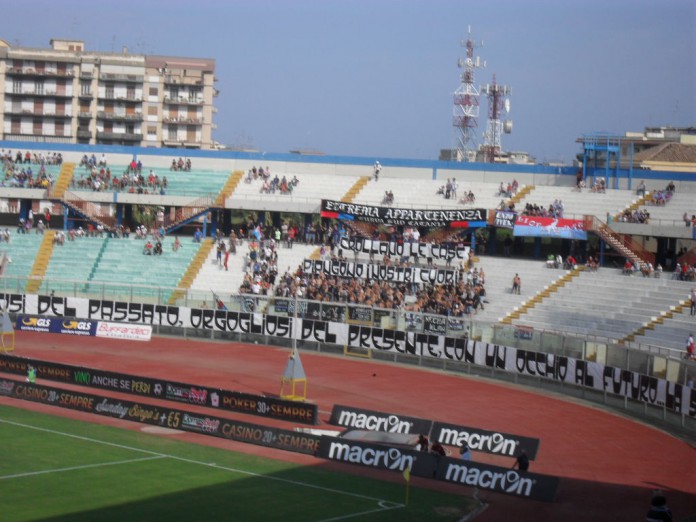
left=143, top=240, right=153, bottom=255
left=173, top=236, right=181, bottom=251
left=153, top=241, right=163, bottom=256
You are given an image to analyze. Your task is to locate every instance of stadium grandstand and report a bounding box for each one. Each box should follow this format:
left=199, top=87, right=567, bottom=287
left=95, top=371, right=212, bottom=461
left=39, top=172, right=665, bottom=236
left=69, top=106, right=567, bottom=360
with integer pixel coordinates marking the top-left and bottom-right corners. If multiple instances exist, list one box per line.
left=0, top=137, right=694, bottom=434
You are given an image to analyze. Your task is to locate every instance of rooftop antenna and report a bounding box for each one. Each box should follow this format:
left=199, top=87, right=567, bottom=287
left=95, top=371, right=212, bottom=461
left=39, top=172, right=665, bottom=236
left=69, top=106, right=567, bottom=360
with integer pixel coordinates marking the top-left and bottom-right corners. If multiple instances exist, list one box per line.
left=452, top=26, right=485, bottom=162
left=481, top=74, right=512, bottom=163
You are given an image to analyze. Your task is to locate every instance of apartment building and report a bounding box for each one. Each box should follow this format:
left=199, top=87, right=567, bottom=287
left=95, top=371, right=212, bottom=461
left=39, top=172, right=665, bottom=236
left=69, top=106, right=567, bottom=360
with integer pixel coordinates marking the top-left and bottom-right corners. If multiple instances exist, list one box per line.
left=0, top=38, right=218, bottom=149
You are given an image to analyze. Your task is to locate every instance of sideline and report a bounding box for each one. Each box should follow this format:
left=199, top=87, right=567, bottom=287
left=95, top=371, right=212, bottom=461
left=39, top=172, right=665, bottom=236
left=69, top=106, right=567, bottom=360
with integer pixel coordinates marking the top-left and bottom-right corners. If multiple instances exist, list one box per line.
left=0, top=417, right=405, bottom=509
left=0, top=455, right=165, bottom=480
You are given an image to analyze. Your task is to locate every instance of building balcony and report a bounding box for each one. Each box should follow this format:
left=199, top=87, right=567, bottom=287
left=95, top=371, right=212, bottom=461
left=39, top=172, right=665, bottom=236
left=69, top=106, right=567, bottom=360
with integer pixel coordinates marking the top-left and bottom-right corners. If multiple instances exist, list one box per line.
left=97, top=93, right=143, bottom=102
left=78, top=92, right=93, bottom=100
left=162, top=117, right=202, bottom=125
left=97, top=131, right=143, bottom=142
left=7, top=90, right=73, bottom=98
left=161, top=139, right=202, bottom=149
left=78, top=112, right=93, bottom=119
left=2, top=133, right=72, bottom=144
left=97, top=111, right=144, bottom=122
left=163, top=96, right=203, bottom=106
left=161, top=75, right=203, bottom=86
left=3, top=108, right=72, bottom=118
left=77, top=129, right=92, bottom=139
left=99, top=73, right=144, bottom=83
left=6, top=67, right=75, bottom=78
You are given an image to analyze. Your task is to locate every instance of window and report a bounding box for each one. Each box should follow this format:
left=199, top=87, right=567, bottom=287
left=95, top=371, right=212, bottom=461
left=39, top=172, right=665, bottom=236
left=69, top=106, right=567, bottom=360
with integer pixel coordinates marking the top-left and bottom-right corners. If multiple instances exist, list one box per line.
left=81, top=82, right=91, bottom=95
left=149, top=87, right=158, bottom=96
left=35, top=81, right=44, bottom=95
left=12, top=79, right=21, bottom=94
left=189, top=87, right=201, bottom=102
left=170, top=87, right=179, bottom=100
left=105, top=85, right=114, bottom=99
left=167, top=125, right=177, bottom=140
left=147, top=106, right=158, bottom=115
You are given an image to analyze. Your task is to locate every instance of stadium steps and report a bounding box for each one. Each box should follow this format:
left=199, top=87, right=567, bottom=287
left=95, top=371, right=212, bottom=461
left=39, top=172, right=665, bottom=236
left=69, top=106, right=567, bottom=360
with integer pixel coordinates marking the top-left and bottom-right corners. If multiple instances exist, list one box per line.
left=340, top=176, right=370, bottom=203
left=589, top=218, right=653, bottom=265
left=86, top=238, right=110, bottom=283
left=50, top=162, right=75, bottom=199
left=620, top=298, right=690, bottom=344
left=168, top=238, right=215, bottom=304
left=615, top=192, right=652, bottom=220
left=507, top=184, right=534, bottom=207
left=308, top=247, right=323, bottom=260
left=500, top=266, right=584, bottom=324
left=25, top=230, right=56, bottom=294
left=214, top=170, right=244, bottom=206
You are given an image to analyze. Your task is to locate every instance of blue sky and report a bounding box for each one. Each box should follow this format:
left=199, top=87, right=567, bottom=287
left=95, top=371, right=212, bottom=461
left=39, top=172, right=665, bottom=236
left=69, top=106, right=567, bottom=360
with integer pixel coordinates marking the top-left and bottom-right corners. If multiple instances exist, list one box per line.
left=1, top=0, right=694, bottom=163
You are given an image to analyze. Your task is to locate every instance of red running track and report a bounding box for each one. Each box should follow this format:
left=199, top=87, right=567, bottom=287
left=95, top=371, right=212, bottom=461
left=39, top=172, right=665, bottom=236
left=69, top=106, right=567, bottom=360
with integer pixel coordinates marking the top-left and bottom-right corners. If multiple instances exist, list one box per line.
left=1, top=331, right=695, bottom=522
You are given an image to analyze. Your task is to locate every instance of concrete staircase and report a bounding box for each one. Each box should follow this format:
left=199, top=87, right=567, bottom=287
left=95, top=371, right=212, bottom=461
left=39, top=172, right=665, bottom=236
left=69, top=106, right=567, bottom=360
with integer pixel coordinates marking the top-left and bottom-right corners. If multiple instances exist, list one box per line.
left=168, top=238, right=215, bottom=304
left=50, top=162, right=75, bottom=199
left=341, top=176, right=370, bottom=203
left=500, top=266, right=585, bottom=324
left=25, top=230, right=57, bottom=294
left=507, top=184, right=534, bottom=208
left=620, top=298, right=690, bottom=344
left=215, top=170, right=244, bottom=206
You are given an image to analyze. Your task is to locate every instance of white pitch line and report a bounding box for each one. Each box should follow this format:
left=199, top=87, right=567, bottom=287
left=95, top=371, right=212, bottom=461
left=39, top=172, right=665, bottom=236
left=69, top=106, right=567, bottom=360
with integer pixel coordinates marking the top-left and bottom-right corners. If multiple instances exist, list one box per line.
left=317, top=502, right=404, bottom=522
left=0, top=455, right=166, bottom=480
left=0, top=418, right=405, bottom=510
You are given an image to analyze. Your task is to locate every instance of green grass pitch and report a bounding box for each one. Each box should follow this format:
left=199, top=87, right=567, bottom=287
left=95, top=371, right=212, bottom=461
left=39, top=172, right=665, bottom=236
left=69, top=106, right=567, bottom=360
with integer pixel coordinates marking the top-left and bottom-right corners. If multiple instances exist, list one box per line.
left=0, top=404, right=475, bottom=521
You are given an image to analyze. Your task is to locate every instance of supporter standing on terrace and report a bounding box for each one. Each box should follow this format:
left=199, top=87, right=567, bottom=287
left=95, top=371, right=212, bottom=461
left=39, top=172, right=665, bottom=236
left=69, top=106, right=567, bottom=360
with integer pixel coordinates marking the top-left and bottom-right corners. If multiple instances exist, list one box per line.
left=373, top=161, right=381, bottom=181
left=686, top=334, right=695, bottom=361
left=691, top=288, right=696, bottom=316
left=512, top=273, right=521, bottom=295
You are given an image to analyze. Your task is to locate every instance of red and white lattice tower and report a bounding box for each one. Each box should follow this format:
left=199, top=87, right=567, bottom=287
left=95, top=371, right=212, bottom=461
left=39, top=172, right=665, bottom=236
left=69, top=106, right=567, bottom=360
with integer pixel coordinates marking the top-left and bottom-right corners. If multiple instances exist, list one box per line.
left=452, top=27, right=485, bottom=162
left=481, top=74, right=512, bottom=163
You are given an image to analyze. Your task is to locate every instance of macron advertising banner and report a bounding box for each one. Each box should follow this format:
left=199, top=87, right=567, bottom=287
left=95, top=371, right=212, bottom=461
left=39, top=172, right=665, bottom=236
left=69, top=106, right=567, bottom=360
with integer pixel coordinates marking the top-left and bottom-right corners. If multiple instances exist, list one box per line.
left=321, top=199, right=487, bottom=228
left=4, top=293, right=694, bottom=419
left=328, top=405, right=540, bottom=459
left=317, top=436, right=559, bottom=502
left=513, top=215, right=588, bottom=240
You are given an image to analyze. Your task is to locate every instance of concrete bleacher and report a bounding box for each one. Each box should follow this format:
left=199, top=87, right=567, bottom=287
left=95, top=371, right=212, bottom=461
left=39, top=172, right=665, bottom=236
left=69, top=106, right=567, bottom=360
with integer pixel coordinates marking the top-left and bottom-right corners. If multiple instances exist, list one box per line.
left=84, top=235, right=200, bottom=301
left=350, top=179, right=517, bottom=211
left=71, top=166, right=231, bottom=199
left=0, top=233, right=43, bottom=280
left=189, top=241, right=318, bottom=305
left=518, top=185, right=639, bottom=219
left=470, top=256, right=571, bottom=323
left=632, top=191, right=696, bottom=226
left=43, top=236, right=107, bottom=293
left=229, top=172, right=360, bottom=209
left=510, top=268, right=693, bottom=343
left=632, top=306, right=695, bottom=352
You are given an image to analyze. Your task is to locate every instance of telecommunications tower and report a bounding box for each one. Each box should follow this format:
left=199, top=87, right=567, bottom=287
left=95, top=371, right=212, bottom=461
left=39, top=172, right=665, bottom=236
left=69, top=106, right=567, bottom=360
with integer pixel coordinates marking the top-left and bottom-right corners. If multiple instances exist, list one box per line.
left=481, top=74, right=512, bottom=163
left=452, top=27, right=485, bottom=162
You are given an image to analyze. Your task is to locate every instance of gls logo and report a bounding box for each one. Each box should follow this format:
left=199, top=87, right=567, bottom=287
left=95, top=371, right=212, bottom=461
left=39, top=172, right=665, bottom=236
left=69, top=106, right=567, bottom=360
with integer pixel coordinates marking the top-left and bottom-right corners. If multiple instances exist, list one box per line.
left=22, top=317, right=50, bottom=327
left=62, top=320, right=92, bottom=331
